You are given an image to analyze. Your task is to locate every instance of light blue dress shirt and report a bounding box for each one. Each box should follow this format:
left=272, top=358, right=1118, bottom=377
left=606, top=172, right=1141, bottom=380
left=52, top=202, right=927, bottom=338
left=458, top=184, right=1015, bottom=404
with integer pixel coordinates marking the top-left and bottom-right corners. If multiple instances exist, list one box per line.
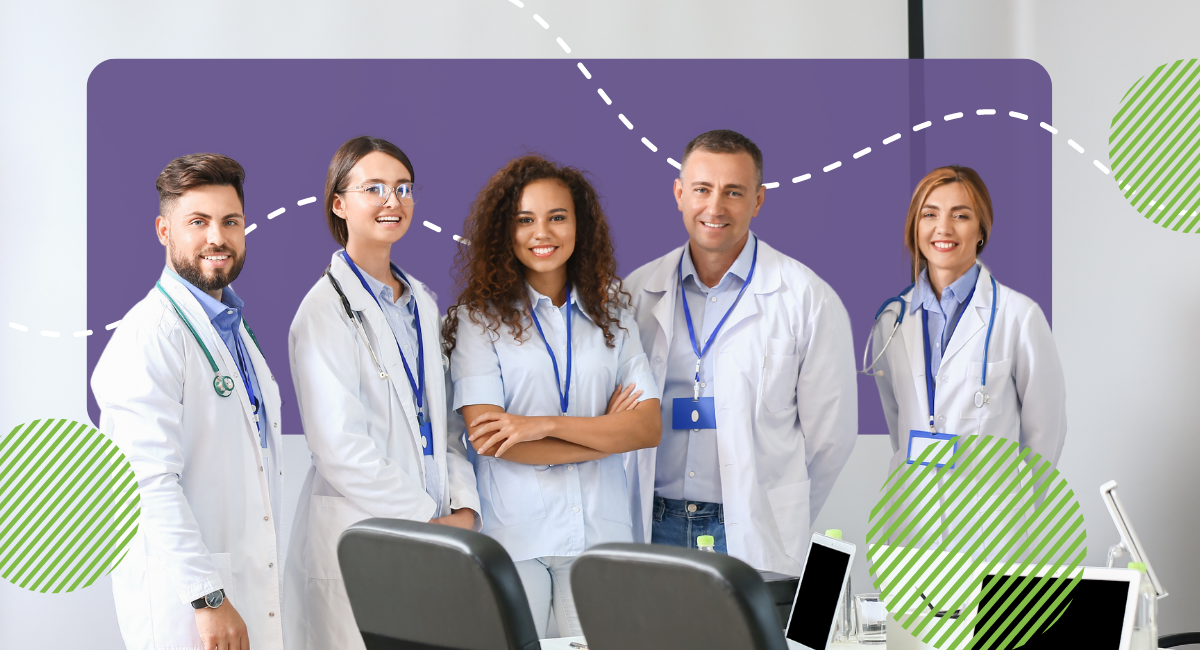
left=451, top=283, right=660, bottom=562
left=654, top=237, right=756, bottom=504
left=912, top=263, right=981, bottom=377
left=165, top=267, right=265, bottom=447
left=360, top=267, right=443, bottom=517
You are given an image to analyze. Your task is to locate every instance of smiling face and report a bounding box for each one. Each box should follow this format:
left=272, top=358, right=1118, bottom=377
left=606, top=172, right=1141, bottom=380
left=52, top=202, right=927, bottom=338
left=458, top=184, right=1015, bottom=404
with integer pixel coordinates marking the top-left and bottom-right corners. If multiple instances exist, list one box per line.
left=917, top=181, right=983, bottom=279
left=674, top=149, right=765, bottom=256
left=332, top=150, right=415, bottom=248
left=156, top=184, right=247, bottom=296
left=512, top=178, right=577, bottom=282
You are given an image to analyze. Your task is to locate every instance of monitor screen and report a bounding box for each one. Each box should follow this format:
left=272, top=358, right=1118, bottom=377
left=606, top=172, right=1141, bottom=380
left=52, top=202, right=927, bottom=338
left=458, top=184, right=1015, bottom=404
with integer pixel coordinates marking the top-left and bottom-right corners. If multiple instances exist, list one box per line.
left=975, top=575, right=1131, bottom=649
left=786, top=541, right=851, bottom=647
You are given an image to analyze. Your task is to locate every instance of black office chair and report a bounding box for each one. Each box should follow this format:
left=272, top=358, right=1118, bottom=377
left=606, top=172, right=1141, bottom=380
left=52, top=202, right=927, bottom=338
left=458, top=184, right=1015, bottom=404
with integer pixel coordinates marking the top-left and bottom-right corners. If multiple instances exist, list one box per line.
left=1161, top=632, right=1200, bottom=648
left=337, top=518, right=540, bottom=650
left=571, top=543, right=789, bottom=650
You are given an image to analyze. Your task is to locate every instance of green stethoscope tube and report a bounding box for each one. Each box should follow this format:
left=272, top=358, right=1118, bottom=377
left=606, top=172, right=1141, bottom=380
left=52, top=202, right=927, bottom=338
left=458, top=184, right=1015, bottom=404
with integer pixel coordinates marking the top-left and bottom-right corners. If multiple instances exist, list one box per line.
left=155, top=282, right=263, bottom=398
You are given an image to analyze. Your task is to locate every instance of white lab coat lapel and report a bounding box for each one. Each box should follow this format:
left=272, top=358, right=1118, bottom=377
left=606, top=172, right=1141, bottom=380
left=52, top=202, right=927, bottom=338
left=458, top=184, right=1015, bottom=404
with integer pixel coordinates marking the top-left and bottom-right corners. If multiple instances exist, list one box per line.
left=938, top=268, right=991, bottom=370
left=409, top=271, right=446, bottom=460
left=710, top=239, right=778, bottom=352
left=899, top=287, right=929, bottom=424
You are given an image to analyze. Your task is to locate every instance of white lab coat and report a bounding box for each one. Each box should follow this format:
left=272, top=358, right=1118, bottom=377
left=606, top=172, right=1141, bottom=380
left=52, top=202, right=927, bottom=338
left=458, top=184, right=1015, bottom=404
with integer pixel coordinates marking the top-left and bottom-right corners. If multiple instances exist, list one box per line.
left=871, top=266, right=1067, bottom=475
left=91, top=270, right=284, bottom=650
left=283, top=252, right=481, bottom=650
left=623, top=238, right=858, bottom=576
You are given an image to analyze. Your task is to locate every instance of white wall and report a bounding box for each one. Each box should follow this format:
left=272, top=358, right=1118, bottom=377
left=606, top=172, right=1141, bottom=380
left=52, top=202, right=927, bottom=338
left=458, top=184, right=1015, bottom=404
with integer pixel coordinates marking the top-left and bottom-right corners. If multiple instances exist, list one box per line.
left=2, top=0, right=1195, bottom=646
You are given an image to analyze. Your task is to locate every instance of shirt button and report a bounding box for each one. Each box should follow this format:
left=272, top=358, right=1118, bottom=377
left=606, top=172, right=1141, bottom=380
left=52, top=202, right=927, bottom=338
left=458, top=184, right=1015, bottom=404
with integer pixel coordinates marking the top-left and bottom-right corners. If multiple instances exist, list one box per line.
left=710, top=296, right=718, bottom=302
left=573, top=506, right=580, bottom=513
left=687, top=503, right=698, bottom=513
left=938, top=415, right=945, bottom=421
left=700, top=382, right=706, bottom=388
left=689, top=471, right=696, bottom=477
left=566, top=466, right=573, bottom=472
left=227, top=309, right=234, bottom=315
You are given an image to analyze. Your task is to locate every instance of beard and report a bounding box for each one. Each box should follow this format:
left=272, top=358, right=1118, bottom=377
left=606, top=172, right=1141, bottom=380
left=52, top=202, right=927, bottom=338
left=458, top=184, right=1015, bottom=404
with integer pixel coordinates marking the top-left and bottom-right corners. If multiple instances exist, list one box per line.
left=169, top=239, right=245, bottom=293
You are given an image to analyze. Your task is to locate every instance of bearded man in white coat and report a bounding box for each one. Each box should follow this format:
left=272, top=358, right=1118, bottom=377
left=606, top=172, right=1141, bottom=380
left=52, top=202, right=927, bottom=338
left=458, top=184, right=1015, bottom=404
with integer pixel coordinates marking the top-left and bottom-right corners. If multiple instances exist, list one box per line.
left=92, top=153, right=284, bottom=650
left=623, top=130, right=858, bottom=576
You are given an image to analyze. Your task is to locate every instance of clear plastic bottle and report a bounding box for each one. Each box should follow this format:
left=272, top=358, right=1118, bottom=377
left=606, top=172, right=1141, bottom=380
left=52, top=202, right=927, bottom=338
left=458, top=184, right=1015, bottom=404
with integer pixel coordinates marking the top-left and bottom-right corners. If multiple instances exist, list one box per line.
left=1128, top=562, right=1158, bottom=650
left=825, top=529, right=856, bottom=642
left=697, top=535, right=716, bottom=552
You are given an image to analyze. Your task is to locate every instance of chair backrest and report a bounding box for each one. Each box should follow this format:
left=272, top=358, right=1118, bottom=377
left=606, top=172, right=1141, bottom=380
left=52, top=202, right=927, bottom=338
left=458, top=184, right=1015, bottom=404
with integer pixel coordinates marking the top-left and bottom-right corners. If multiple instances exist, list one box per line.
left=337, top=518, right=540, bottom=650
left=1161, top=632, right=1200, bottom=648
left=571, top=543, right=789, bottom=650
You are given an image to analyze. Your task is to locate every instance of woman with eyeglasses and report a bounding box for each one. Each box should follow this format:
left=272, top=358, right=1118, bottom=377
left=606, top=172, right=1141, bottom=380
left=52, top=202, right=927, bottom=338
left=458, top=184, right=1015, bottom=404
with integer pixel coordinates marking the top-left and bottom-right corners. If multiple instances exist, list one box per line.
left=284, top=136, right=480, bottom=650
left=444, top=155, right=661, bottom=638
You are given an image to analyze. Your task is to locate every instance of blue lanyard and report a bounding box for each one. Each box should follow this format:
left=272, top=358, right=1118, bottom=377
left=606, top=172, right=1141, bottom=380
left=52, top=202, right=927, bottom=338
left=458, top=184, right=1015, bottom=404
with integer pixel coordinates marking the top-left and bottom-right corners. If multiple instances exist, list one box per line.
left=679, top=237, right=758, bottom=392
left=527, top=286, right=573, bottom=414
left=340, top=251, right=426, bottom=422
left=920, top=282, right=979, bottom=431
left=229, top=329, right=261, bottom=430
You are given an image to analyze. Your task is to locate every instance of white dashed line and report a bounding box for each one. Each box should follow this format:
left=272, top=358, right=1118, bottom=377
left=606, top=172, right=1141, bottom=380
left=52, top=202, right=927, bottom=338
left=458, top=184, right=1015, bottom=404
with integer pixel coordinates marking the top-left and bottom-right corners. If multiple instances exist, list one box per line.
left=507, top=0, right=523, bottom=7
left=853, top=147, right=872, bottom=159
left=1068, top=139, right=1085, bottom=153
left=944, top=112, right=964, bottom=121
left=883, top=133, right=901, bottom=145
left=667, top=158, right=682, bottom=170
left=913, top=121, right=932, bottom=131
left=41, top=331, right=60, bottom=338
left=618, top=114, right=634, bottom=130
left=641, top=137, right=658, bottom=152
left=423, top=221, right=442, bottom=233
left=1009, top=111, right=1028, bottom=120
left=977, top=109, right=996, bottom=115
left=792, top=174, right=811, bottom=183
left=556, top=37, right=571, bottom=53
left=297, top=197, right=316, bottom=206
left=577, top=62, right=591, bottom=79
left=824, top=161, right=842, bottom=172
left=597, top=89, right=612, bottom=105
left=453, top=235, right=471, bottom=245
left=74, top=330, right=92, bottom=337
left=533, top=14, right=549, bottom=29
left=9, top=322, right=28, bottom=332
left=105, top=321, right=121, bottom=331
left=245, top=223, right=258, bottom=235
left=1040, top=122, right=1058, bottom=134
left=268, top=207, right=286, bottom=219
left=763, top=182, right=780, bottom=189
left=1094, top=160, right=1111, bottom=174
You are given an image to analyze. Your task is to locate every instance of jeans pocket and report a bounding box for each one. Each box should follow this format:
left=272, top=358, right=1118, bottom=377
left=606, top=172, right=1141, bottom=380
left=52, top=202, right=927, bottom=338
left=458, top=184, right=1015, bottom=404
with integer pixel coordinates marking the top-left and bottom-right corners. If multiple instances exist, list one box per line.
left=653, top=497, right=666, bottom=522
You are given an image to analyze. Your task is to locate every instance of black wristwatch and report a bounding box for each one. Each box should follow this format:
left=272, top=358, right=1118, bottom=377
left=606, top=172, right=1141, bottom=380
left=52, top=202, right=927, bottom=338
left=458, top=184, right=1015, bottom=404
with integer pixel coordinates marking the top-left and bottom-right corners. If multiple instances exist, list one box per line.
left=191, top=589, right=225, bottom=609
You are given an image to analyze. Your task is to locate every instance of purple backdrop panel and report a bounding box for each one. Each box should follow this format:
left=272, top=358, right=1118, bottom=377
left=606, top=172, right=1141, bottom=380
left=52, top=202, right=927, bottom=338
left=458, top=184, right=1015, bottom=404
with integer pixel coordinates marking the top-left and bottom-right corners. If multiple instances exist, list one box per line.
left=86, top=59, right=1051, bottom=437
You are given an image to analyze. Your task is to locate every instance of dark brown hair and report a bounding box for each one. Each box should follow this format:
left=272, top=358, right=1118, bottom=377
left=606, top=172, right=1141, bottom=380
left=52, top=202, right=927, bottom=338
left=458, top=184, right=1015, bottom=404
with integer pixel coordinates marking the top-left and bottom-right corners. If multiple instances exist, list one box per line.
left=156, top=153, right=246, bottom=216
left=681, top=129, right=764, bottom=186
left=324, top=136, right=415, bottom=247
left=904, top=165, right=995, bottom=281
left=442, top=155, right=629, bottom=353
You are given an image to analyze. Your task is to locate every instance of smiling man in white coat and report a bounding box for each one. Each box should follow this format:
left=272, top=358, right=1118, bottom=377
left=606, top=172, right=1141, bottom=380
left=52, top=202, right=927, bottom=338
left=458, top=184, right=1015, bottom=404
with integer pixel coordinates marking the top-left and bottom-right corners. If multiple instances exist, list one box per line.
left=92, top=153, right=284, bottom=650
left=623, top=130, right=858, bottom=576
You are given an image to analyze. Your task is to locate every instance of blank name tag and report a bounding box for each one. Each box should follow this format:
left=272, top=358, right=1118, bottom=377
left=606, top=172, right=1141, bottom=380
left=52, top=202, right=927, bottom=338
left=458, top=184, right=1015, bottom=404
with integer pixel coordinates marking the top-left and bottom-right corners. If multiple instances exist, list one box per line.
left=906, top=430, right=958, bottom=468
left=672, top=397, right=717, bottom=430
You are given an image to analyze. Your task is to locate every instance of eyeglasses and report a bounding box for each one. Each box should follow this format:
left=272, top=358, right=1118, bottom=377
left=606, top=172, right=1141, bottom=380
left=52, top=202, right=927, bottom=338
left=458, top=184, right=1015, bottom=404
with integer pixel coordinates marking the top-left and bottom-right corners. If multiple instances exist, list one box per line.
left=338, top=182, right=420, bottom=206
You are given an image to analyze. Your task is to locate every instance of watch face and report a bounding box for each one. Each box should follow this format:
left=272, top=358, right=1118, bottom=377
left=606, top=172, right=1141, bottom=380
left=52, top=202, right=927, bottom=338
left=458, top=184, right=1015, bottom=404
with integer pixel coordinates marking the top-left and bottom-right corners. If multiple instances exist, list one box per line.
left=205, top=590, right=224, bottom=609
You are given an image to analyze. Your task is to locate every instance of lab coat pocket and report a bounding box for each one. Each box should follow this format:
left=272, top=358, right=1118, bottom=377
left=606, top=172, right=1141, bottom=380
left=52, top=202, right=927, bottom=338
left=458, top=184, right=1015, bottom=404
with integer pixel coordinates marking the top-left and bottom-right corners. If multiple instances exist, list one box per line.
left=479, top=456, right=547, bottom=530
left=599, top=455, right=632, bottom=525
left=959, top=359, right=1012, bottom=418
left=307, top=496, right=371, bottom=581
left=145, top=552, right=232, bottom=649
left=761, top=337, right=800, bottom=413
left=766, top=479, right=811, bottom=563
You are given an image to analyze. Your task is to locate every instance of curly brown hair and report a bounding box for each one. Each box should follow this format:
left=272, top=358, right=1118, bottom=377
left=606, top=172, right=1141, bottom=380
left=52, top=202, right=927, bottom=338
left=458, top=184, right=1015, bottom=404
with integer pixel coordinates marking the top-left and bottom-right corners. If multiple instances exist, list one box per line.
left=442, top=155, right=629, bottom=354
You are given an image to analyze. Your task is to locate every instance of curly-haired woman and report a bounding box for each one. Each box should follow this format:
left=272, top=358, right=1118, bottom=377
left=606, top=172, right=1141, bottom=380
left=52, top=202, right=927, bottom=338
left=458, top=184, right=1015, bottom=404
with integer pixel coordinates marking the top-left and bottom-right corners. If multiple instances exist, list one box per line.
left=444, top=154, right=661, bottom=638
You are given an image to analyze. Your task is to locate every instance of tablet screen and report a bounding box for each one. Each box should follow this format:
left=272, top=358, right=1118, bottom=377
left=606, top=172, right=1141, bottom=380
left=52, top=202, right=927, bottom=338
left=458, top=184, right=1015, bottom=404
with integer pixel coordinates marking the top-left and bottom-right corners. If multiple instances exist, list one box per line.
left=785, top=541, right=851, bottom=647
left=976, top=575, right=1131, bottom=649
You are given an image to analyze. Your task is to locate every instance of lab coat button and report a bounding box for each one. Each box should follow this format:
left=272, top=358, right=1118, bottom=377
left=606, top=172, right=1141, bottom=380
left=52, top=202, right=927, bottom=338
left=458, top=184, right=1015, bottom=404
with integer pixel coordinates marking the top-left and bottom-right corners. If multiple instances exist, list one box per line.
left=654, top=357, right=663, bottom=364
left=938, top=415, right=945, bottom=421
left=687, top=503, right=698, bottom=513
left=269, top=563, right=274, bottom=568
left=264, top=516, right=270, bottom=521
left=269, top=612, right=275, bottom=617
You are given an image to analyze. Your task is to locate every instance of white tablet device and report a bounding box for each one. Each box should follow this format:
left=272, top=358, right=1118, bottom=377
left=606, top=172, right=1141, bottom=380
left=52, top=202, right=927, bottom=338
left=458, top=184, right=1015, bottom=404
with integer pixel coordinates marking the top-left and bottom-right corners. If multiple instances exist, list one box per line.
left=1101, top=480, right=1167, bottom=598
left=975, top=566, right=1140, bottom=650
left=784, top=532, right=855, bottom=650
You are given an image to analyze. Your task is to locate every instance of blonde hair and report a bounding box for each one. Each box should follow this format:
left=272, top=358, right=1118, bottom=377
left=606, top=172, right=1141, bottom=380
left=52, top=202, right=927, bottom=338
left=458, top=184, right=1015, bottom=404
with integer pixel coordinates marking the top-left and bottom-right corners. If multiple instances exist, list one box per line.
left=903, top=165, right=994, bottom=282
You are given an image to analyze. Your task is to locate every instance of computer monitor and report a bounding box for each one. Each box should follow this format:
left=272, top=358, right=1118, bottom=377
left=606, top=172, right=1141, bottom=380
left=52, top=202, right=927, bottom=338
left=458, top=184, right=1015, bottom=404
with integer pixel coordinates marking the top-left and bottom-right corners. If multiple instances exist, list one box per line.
left=784, top=533, right=855, bottom=650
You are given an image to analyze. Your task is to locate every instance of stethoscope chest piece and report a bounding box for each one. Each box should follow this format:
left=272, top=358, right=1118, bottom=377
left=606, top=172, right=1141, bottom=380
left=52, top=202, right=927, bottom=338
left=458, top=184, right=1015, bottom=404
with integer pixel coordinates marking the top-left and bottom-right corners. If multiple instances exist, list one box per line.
left=974, top=390, right=989, bottom=408
left=214, top=374, right=236, bottom=397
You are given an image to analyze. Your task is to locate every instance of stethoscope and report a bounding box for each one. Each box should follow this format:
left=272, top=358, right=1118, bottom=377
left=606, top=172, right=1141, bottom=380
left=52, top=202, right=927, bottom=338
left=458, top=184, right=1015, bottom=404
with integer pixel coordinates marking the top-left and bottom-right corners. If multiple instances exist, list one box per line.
left=156, top=282, right=263, bottom=406
left=858, top=273, right=999, bottom=418
left=325, top=270, right=390, bottom=380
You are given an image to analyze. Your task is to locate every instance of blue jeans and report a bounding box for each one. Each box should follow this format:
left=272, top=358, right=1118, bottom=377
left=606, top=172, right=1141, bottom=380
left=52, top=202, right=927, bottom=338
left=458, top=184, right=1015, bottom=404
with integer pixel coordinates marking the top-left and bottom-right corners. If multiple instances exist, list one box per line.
left=650, top=496, right=728, bottom=553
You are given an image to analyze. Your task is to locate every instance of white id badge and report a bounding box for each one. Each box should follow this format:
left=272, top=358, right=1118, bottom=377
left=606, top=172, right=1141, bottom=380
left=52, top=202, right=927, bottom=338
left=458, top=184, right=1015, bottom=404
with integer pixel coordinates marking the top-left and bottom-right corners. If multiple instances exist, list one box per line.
left=906, top=430, right=958, bottom=468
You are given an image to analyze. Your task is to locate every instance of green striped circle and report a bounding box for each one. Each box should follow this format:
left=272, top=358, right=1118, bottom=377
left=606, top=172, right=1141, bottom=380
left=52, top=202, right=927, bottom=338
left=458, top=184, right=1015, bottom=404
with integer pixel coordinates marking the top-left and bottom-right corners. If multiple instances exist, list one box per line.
left=1109, top=58, right=1200, bottom=232
left=0, top=420, right=140, bottom=593
left=866, top=435, right=1086, bottom=650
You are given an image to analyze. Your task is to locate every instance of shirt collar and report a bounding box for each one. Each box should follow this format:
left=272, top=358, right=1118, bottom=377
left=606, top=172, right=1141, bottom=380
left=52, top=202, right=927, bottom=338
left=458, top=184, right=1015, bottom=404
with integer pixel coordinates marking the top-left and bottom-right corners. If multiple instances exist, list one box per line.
left=911, top=263, right=981, bottom=314
left=525, top=282, right=593, bottom=322
left=682, top=232, right=756, bottom=291
left=359, top=264, right=412, bottom=308
left=164, top=266, right=244, bottom=323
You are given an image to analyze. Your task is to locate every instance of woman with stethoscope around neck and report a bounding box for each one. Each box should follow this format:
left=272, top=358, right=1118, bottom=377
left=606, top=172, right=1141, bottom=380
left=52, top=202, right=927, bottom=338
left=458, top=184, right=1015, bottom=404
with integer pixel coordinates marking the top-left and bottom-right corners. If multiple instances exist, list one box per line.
left=283, top=136, right=481, bottom=650
left=444, top=154, right=662, bottom=638
left=863, top=165, right=1067, bottom=476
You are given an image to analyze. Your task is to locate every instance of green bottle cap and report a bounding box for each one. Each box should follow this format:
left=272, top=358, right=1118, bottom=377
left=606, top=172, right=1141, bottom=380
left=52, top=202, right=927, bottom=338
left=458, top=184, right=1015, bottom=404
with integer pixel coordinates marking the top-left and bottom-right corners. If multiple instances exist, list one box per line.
left=1128, top=561, right=1147, bottom=573
left=697, top=535, right=715, bottom=547
left=825, top=529, right=843, bottom=540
